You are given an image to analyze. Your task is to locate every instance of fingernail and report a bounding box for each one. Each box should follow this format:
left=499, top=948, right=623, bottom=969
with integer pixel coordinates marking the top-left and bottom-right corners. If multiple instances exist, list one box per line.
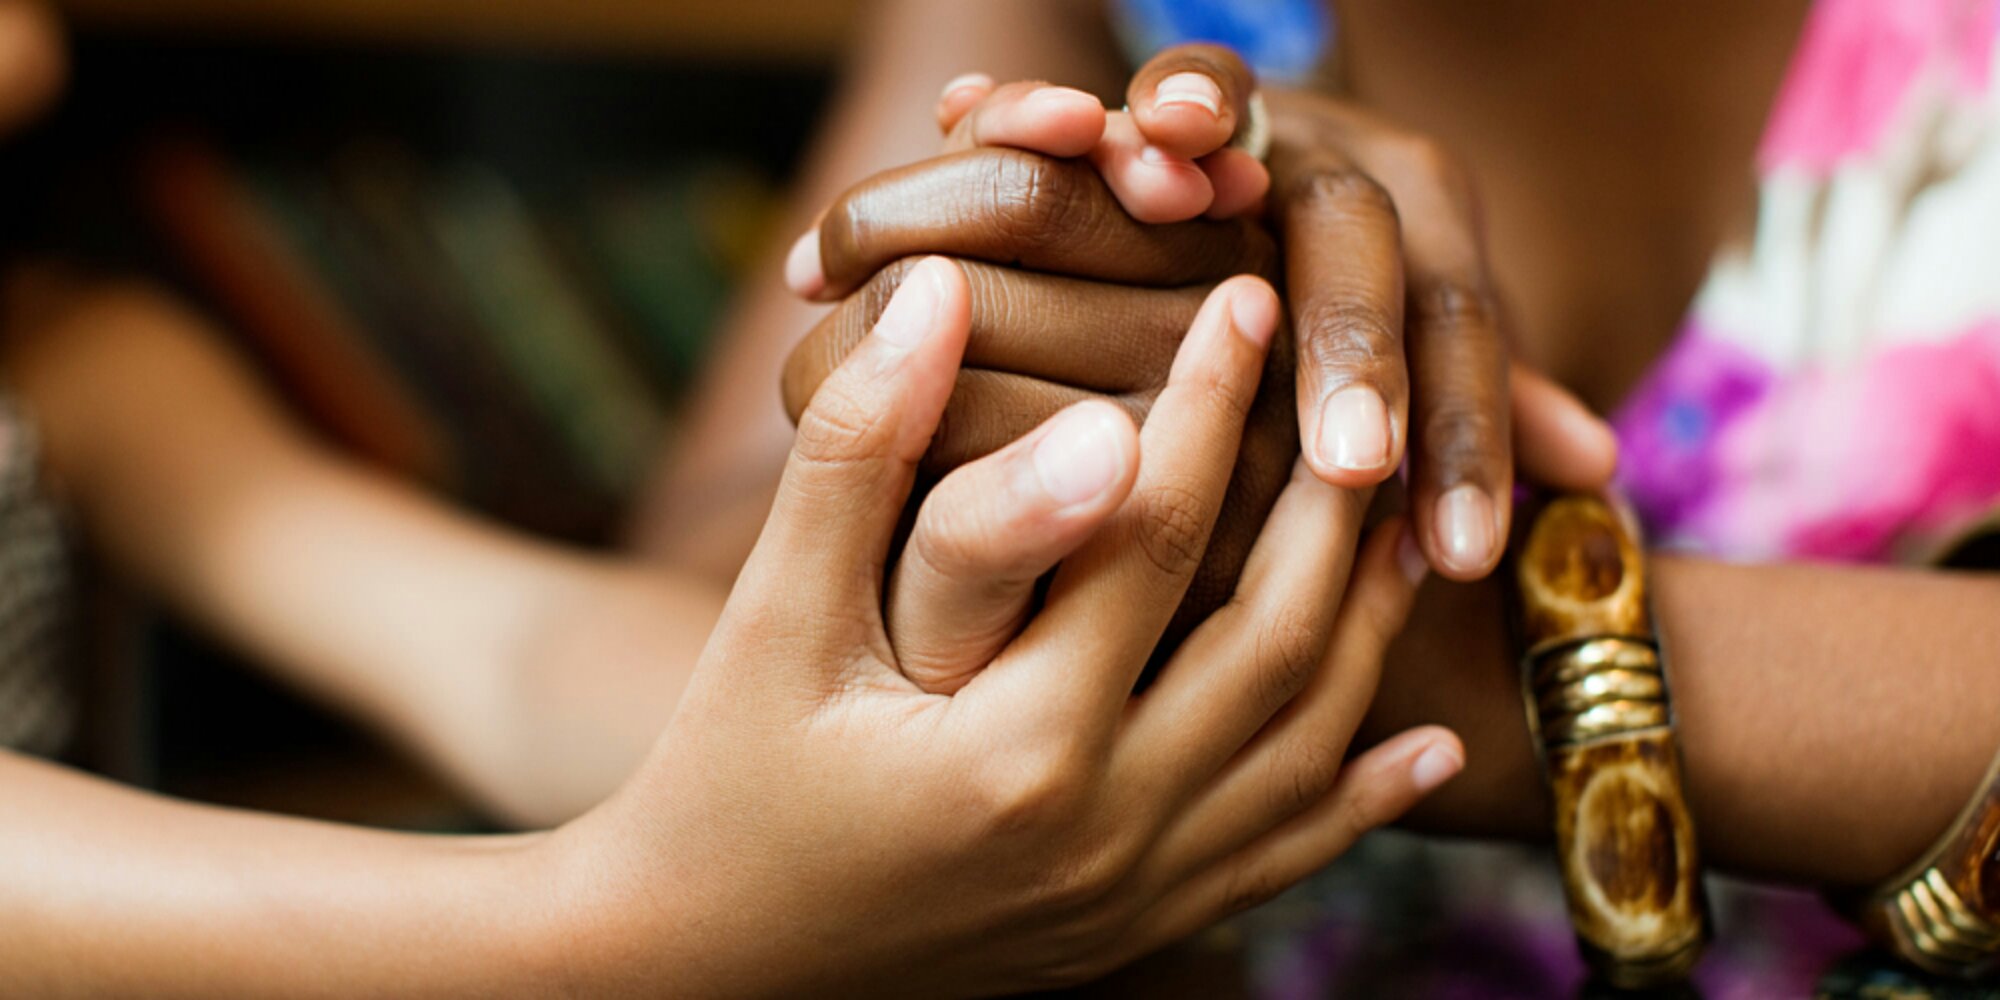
left=1410, top=741, right=1464, bottom=793
left=1154, top=71, right=1222, bottom=117
left=1033, top=406, right=1127, bottom=506
left=1026, top=86, right=1098, bottom=116
left=1396, top=527, right=1429, bottom=586
left=1227, top=282, right=1276, bottom=348
left=939, top=72, right=992, bottom=102
left=873, top=259, right=946, bottom=350
left=1435, top=485, right=1496, bottom=575
left=783, top=230, right=823, bottom=298
left=1316, top=386, right=1391, bottom=473
left=1139, top=143, right=1177, bottom=166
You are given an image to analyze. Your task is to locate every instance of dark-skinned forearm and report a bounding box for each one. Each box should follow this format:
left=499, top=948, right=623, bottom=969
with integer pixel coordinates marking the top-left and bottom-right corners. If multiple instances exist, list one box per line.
left=1358, top=555, right=2000, bottom=888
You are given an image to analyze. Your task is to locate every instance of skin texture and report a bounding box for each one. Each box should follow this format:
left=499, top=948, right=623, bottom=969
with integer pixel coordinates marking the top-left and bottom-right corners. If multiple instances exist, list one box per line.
left=0, top=6, right=1453, bottom=990
left=547, top=268, right=1460, bottom=997
left=0, top=264, right=1461, bottom=997
left=8, top=0, right=1995, bottom=988
left=789, top=43, right=1597, bottom=585
left=761, top=21, right=2000, bottom=896
left=0, top=246, right=1463, bottom=991
left=777, top=135, right=1611, bottom=655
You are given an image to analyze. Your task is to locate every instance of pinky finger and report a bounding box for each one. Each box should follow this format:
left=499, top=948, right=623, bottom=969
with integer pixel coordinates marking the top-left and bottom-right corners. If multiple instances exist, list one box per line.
left=1134, top=725, right=1463, bottom=944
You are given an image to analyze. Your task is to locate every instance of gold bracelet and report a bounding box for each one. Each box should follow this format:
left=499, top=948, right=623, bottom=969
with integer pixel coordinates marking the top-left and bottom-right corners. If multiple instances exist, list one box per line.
left=1848, top=747, right=2000, bottom=978
left=1509, top=494, right=1710, bottom=989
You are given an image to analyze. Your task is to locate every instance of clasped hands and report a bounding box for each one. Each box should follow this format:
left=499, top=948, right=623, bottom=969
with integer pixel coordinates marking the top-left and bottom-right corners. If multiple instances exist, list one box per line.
left=539, top=46, right=1620, bottom=997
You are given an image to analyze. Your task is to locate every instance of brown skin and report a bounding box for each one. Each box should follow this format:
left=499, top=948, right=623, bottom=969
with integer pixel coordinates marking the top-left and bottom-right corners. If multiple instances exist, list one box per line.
left=0, top=7, right=1468, bottom=987
left=1370, top=557, right=2000, bottom=887
left=1332, top=0, right=1813, bottom=407
left=0, top=262, right=1475, bottom=991
left=777, top=19, right=2000, bottom=890
left=545, top=271, right=1462, bottom=997
left=781, top=140, right=1608, bottom=679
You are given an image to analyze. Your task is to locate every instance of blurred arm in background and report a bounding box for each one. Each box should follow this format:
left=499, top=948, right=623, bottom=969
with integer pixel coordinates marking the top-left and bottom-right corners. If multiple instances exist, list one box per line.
left=3, top=271, right=719, bottom=828
left=0, top=0, right=64, bottom=132
left=630, top=0, right=1126, bottom=580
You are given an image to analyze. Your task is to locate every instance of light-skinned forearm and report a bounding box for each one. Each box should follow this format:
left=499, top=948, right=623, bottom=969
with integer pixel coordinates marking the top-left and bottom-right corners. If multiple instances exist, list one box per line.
left=0, top=750, right=564, bottom=998
left=1361, top=554, right=2000, bottom=887
left=631, top=0, right=1126, bottom=579
left=4, top=279, right=719, bottom=827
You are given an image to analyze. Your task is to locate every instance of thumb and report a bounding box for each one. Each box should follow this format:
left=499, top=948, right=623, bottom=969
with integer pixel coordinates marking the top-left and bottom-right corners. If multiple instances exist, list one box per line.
left=1126, top=42, right=1259, bottom=159
left=888, top=400, right=1138, bottom=694
left=748, top=256, right=972, bottom=619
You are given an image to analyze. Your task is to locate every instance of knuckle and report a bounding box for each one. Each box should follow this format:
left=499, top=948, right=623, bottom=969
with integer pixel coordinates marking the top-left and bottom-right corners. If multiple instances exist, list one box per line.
left=1220, top=865, right=1290, bottom=918
left=1421, top=397, right=1507, bottom=474
left=1332, top=782, right=1388, bottom=846
left=1294, top=294, right=1401, bottom=366
left=985, top=151, right=1091, bottom=256
left=1413, top=278, right=1501, bottom=335
left=1269, top=735, right=1344, bottom=819
left=1036, top=837, right=1142, bottom=917
left=1354, top=592, right=1410, bottom=655
left=792, top=381, right=896, bottom=471
left=974, top=744, right=1093, bottom=836
left=1283, top=163, right=1398, bottom=224
left=1251, top=607, right=1326, bottom=709
left=1177, top=352, right=1261, bottom=423
left=822, top=193, right=872, bottom=281
left=906, top=499, right=1000, bottom=580
left=1390, top=132, right=1471, bottom=191
left=1130, top=482, right=1211, bottom=580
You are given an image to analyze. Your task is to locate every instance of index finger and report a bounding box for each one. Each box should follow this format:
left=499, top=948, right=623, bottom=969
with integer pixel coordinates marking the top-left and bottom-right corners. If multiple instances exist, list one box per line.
left=1267, top=142, right=1409, bottom=489
left=1126, top=43, right=1257, bottom=159
left=806, top=148, right=1275, bottom=299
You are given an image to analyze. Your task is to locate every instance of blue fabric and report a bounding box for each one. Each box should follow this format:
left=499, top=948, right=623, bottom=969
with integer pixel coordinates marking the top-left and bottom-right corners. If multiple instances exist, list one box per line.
left=1110, top=0, right=1331, bottom=83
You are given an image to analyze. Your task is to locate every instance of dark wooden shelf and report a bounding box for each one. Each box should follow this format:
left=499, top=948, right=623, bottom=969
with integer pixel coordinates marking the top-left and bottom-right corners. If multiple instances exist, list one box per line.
left=56, top=0, right=861, bottom=61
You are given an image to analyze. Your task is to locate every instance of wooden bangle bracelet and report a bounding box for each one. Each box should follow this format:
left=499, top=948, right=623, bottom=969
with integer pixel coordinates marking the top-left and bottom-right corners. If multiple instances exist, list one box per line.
left=1510, top=494, right=1710, bottom=988
left=1848, top=748, right=2000, bottom=978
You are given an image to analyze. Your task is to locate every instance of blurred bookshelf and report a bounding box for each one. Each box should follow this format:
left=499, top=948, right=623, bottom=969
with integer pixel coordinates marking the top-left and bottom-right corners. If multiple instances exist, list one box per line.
left=12, top=14, right=840, bottom=828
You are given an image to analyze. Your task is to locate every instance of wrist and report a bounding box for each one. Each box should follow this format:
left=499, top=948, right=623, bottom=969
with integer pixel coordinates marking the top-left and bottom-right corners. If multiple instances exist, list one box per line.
left=481, top=830, right=599, bottom=999
left=521, top=797, right=769, bottom=999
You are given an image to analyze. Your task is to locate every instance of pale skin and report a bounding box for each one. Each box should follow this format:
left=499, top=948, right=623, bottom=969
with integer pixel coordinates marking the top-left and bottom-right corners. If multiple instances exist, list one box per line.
left=0, top=256, right=1463, bottom=993
left=1, top=272, right=717, bottom=828
left=4, top=4, right=1467, bottom=988
left=2, top=0, right=1995, bottom=991
left=688, top=0, right=2000, bottom=893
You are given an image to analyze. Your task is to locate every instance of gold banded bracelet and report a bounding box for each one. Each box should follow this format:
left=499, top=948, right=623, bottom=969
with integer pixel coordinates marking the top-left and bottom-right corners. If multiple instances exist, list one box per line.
left=1510, top=494, right=1710, bottom=989
left=1849, top=748, right=2000, bottom=978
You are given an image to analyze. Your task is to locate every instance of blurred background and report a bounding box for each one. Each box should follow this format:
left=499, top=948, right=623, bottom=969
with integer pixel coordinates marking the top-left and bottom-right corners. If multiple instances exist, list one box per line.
left=9, top=0, right=866, bottom=832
